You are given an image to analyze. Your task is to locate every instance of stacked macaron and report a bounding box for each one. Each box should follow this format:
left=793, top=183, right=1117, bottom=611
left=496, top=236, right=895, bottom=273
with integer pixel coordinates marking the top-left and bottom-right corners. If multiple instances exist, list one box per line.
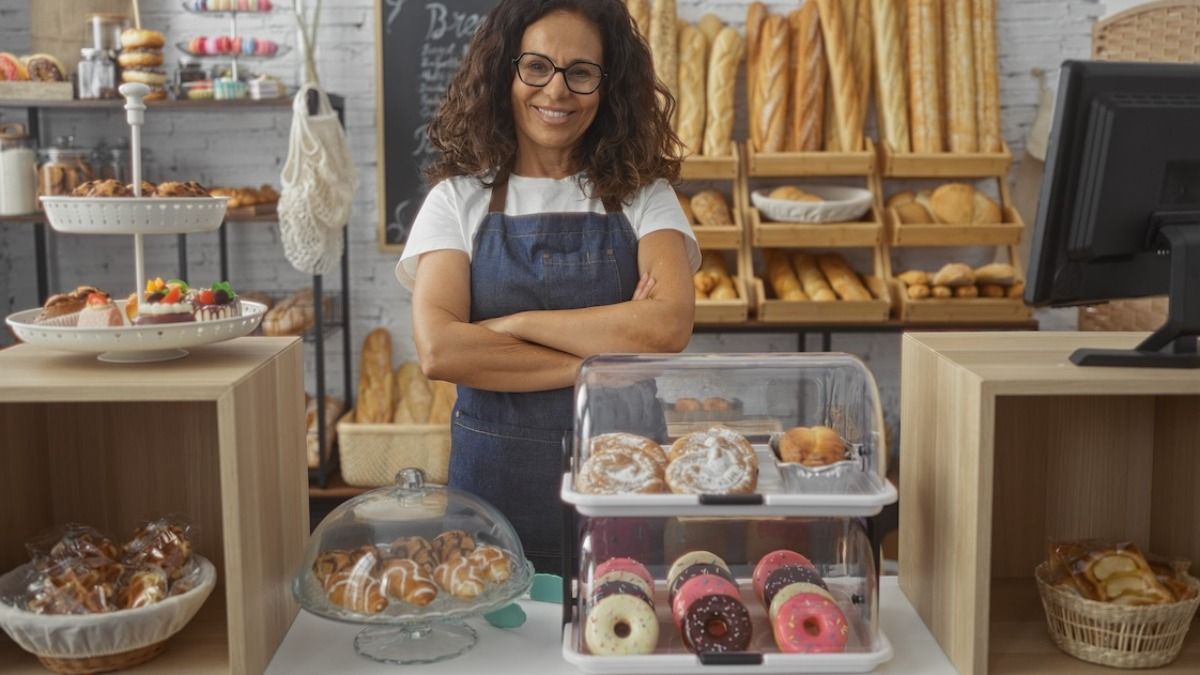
left=119, top=29, right=168, bottom=101
left=187, top=0, right=273, bottom=11
left=752, top=549, right=850, bottom=653
left=584, top=557, right=658, bottom=656
left=669, top=551, right=752, bottom=654
left=186, top=36, right=278, bottom=57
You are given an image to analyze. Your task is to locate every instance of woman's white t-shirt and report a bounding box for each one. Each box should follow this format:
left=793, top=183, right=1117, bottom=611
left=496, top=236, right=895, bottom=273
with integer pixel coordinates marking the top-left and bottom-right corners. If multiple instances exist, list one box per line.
left=395, top=174, right=700, bottom=289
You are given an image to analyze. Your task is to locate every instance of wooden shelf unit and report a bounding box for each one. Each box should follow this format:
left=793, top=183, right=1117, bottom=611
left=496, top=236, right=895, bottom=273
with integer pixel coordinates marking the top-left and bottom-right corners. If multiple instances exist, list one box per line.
left=686, top=147, right=752, bottom=324
left=886, top=244, right=1032, bottom=323
left=878, top=141, right=1013, bottom=178
left=754, top=245, right=892, bottom=324
left=899, top=332, right=1200, bottom=675
left=750, top=206, right=883, bottom=248
left=882, top=174, right=1024, bottom=248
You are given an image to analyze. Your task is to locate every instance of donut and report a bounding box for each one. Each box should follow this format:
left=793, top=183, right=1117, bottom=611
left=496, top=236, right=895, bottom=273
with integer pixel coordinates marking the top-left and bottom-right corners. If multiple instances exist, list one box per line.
left=671, top=573, right=739, bottom=629
left=668, top=427, right=756, bottom=463
left=585, top=593, right=659, bottom=655
left=0, top=53, right=28, bottom=82
left=121, top=69, right=167, bottom=86
left=665, top=441, right=757, bottom=495
left=594, top=557, right=653, bottom=588
left=120, top=28, right=165, bottom=50
left=763, top=565, right=828, bottom=608
left=753, top=550, right=817, bottom=604
left=118, top=50, right=164, bottom=68
left=590, top=580, right=653, bottom=609
left=668, top=563, right=735, bottom=604
left=773, top=593, right=849, bottom=653
left=667, top=551, right=729, bottom=587
left=590, top=433, right=667, bottom=469
left=594, top=570, right=653, bottom=600
left=682, top=594, right=753, bottom=653
left=768, top=582, right=835, bottom=621
left=575, top=446, right=664, bottom=494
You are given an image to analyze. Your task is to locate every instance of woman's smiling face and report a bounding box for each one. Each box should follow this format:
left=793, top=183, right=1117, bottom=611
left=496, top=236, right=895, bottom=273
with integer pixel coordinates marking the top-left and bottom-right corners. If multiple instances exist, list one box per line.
left=510, top=10, right=603, bottom=168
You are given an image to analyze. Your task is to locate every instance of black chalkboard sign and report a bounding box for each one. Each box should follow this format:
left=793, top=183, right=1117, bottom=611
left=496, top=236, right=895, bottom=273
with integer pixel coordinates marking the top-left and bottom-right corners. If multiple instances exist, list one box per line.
left=375, top=0, right=495, bottom=251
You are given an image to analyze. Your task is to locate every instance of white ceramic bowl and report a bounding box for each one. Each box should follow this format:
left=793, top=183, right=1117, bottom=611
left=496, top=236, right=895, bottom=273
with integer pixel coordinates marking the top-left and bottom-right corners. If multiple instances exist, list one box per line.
left=751, top=185, right=874, bottom=223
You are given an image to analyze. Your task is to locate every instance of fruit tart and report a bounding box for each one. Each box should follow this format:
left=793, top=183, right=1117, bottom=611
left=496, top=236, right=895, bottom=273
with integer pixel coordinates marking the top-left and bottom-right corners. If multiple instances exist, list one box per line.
left=134, top=278, right=195, bottom=325
left=190, top=281, right=242, bottom=322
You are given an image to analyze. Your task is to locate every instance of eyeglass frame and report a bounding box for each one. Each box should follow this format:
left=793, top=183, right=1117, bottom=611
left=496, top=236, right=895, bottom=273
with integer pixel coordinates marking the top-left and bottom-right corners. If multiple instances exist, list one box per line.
left=510, top=52, right=608, bottom=95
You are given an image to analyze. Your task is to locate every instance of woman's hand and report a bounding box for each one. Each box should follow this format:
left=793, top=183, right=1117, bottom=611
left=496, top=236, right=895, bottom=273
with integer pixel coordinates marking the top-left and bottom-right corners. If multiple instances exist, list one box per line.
left=631, top=272, right=657, bottom=301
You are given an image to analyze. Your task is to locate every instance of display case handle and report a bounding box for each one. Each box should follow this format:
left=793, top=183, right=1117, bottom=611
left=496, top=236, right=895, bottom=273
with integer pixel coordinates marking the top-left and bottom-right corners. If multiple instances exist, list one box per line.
left=698, top=494, right=764, bottom=506
left=698, top=652, right=763, bottom=666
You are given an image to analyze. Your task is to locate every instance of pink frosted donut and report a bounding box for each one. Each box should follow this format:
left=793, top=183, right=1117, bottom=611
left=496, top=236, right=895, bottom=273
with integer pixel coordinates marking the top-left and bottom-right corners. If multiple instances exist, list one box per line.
left=594, top=557, right=652, bottom=589
left=671, top=573, right=739, bottom=629
left=773, top=593, right=849, bottom=653
left=753, top=550, right=816, bottom=604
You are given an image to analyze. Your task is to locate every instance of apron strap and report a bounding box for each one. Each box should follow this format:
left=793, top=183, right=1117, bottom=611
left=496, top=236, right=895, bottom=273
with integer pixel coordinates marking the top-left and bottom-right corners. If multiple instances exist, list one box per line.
left=488, top=173, right=510, bottom=214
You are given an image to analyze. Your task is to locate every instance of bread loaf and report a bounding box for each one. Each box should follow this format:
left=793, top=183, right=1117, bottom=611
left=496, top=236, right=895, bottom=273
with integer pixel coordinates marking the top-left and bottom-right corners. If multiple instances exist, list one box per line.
left=972, top=191, right=1001, bottom=224
left=765, top=249, right=807, bottom=301
left=974, top=262, right=1017, bottom=286
left=393, top=362, right=433, bottom=424
left=697, top=13, right=723, bottom=46
left=945, top=0, right=977, bottom=152
left=871, top=0, right=910, bottom=152
left=696, top=251, right=734, bottom=300
left=356, top=328, right=394, bottom=424
left=306, top=394, right=344, bottom=468
left=896, top=201, right=932, bottom=224
left=850, top=0, right=873, bottom=144
left=745, top=3, right=769, bottom=152
left=817, top=253, right=872, bottom=301
left=702, top=27, right=742, bottom=157
left=261, top=288, right=325, bottom=336
left=907, top=0, right=943, bottom=152
left=676, top=24, right=707, bottom=156
left=429, top=381, right=456, bottom=425
left=929, top=183, right=975, bottom=224
left=709, top=277, right=738, bottom=300
left=816, top=0, right=864, bottom=152
left=788, top=4, right=825, bottom=151
left=691, top=190, right=733, bottom=226
left=932, top=263, right=975, bottom=287
left=649, top=0, right=678, bottom=118
left=627, top=0, right=650, bottom=42
left=896, top=270, right=929, bottom=286
left=972, top=0, right=1002, bottom=152
left=793, top=253, right=837, bottom=302
left=755, top=14, right=790, bottom=152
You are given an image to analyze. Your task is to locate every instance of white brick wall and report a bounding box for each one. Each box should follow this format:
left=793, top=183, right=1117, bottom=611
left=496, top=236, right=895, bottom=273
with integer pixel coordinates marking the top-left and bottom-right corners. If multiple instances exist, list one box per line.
left=0, top=0, right=1104, bottom=437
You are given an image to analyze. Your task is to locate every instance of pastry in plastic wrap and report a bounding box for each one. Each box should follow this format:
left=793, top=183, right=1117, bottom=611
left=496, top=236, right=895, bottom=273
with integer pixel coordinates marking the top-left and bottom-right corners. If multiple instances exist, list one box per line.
left=119, top=568, right=169, bottom=609
left=122, top=518, right=193, bottom=581
left=1051, top=540, right=1175, bottom=605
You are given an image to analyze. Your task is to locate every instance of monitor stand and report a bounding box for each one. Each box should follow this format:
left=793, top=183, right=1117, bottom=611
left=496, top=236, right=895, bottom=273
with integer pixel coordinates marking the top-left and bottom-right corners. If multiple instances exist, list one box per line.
left=1072, top=223, right=1200, bottom=368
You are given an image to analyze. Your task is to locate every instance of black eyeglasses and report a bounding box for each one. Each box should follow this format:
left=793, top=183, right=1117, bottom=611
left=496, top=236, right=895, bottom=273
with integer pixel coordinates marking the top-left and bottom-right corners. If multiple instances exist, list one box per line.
left=512, top=52, right=606, bottom=95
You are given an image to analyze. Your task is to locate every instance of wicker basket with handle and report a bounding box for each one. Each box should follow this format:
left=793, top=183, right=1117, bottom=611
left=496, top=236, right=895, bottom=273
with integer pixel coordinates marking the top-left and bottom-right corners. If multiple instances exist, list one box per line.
left=336, top=411, right=452, bottom=486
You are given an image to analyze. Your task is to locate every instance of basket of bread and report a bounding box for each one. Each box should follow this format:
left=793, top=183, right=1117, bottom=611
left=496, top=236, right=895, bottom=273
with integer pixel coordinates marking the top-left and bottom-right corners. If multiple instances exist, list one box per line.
left=338, top=328, right=456, bottom=487
left=1036, top=540, right=1199, bottom=669
left=0, top=520, right=215, bottom=674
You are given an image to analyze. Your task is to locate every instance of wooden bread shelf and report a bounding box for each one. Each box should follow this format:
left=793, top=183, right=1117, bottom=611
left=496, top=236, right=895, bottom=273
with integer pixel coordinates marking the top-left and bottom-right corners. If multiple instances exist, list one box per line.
left=693, top=207, right=744, bottom=250
left=695, top=274, right=751, bottom=324
left=887, top=206, right=1025, bottom=246
left=681, top=149, right=740, bottom=181
left=753, top=246, right=892, bottom=323
left=879, top=141, right=1013, bottom=178
left=750, top=206, right=883, bottom=248
left=889, top=244, right=1032, bottom=323
left=746, top=140, right=877, bottom=177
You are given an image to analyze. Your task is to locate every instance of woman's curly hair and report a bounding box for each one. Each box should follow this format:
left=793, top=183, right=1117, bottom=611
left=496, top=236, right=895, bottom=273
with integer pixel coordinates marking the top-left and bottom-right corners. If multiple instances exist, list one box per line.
left=425, top=0, right=680, bottom=204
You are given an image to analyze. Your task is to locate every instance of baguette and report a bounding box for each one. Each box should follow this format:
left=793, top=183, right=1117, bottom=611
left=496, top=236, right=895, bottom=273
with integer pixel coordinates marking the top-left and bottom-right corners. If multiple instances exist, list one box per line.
left=745, top=2, right=769, bottom=152
left=788, top=4, right=826, bottom=151
left=850, top=0, right=873, bottom=144
left=697, top=251, right=732, bottom=296
left=817, top=253, right=873, bottom=301
left=697, top=13, right=723, bottom=46
left=627, top=0, right=650, bottom=43
left=972, top=0, right=1002, bottom=152
left=907, top=0, right=943, bottom=152
left=356, top=328, right=394, bottom=424
left=394, top=362, right=433, bottom=424
left=816, top=0, right=864, bottom=152
left=703, top=27, right=742, bottom=157
left=793, top=253, right=838, bottom=302
left=676, top=24, right=707, bottom=156
left=429, top=381, right=456, bottom=425
left=755, top=14, right=790, bottom=153
left=945, top=0, right=977, bottom=152
left=766, top=249, right=808, bottom=301
left=650, top=0, right=678, bottom=119
left=871, top=0, right=910, bottom=152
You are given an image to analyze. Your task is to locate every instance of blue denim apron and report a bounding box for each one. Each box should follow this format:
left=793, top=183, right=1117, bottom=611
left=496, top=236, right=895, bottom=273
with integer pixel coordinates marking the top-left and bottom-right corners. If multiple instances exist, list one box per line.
left=450, top=175, right=666, bottom=572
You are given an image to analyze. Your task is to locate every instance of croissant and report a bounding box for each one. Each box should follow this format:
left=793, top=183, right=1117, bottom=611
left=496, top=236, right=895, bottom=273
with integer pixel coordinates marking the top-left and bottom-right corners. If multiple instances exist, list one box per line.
left=312, top=549, right=353, bottom=586
left=468, top=546, right=513, bottom=584
left=432, top=530, right=476, bottom=565
left=379, top=558, right=439, bottom=607
left=391, top=535, right=437, bottom=572
left=325, top=569, right=388, bottom=614
left=434, top=557, right=487, bottom=599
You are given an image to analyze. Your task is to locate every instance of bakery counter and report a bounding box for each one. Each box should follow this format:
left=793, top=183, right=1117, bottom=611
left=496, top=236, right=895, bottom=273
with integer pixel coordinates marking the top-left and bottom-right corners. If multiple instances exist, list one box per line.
left=265, top=577, right=956, bottom=675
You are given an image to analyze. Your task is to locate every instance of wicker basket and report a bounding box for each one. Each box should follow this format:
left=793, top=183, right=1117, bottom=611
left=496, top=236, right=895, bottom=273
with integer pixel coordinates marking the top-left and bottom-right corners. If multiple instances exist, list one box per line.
left=336, top=411, right=452, bottom=487
left=37, top=641, right=166, bottom=674
left=1035, top=562, right=1200, bottom=669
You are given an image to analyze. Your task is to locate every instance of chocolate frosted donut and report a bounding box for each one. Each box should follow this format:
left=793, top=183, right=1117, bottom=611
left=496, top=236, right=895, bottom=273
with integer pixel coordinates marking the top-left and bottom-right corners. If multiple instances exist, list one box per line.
left=763, top=565, right=828, bottom=608
left=668, top=563, right=735, bottom=604
left=682, top=593, right=753, bottom=653
left=590, top=580, right=653, bottom=609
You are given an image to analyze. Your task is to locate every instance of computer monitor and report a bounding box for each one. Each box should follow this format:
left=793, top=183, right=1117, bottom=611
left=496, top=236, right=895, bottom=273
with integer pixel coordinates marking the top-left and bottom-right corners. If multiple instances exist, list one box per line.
left=1026, top=60, right=1200, bottom=368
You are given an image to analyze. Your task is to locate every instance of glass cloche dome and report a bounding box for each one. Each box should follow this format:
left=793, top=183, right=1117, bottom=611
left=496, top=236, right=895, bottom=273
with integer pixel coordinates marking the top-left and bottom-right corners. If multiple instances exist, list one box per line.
left=294, top=469, right=535, bottom=664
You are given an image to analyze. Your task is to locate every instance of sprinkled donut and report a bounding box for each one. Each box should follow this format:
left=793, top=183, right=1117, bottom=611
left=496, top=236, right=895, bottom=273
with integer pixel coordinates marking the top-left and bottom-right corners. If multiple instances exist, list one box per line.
left=682, top=593, right=753, bottom=654
left=594, top=570, right=653, bottom=600
left=668, top=563, right=735, bottom=604
left=576, top=445, right=665, bottom=494
left=665, top=443, right=758, bottom=495
left=585, top=593, right=660, bottom=655
left=753, top=550, right=817, bottom=603
left=594, top=557, right=653, bottom=588
left=768, top=581, right=835, bottom=621
left=667, top=551, right=730, bottom=587
left=672, top=573, right=739, bottom=629
left=668, top=427, right=756, bottom=463
left=591, top=579, right=653, bottom=609
left=763, top=565, right=829, bottom=608
left=590, top=432, right=668, bottom=468
left=773, top=592, right=849, bottom=653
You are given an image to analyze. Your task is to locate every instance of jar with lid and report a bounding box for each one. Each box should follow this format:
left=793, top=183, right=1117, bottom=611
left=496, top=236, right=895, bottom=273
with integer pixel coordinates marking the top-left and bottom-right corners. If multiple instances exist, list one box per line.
left=86, top=13, right=127, bottom=53
left=38, top=139, right=95, bottom=198
left=0, top=122, right=37, bottom=216
left=78, top=48, right=119, bottom=100
left=93, top=139, right=142, bottom=184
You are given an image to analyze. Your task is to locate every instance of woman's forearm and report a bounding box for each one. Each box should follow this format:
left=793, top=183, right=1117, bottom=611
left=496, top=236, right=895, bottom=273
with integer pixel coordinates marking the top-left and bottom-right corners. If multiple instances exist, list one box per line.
left=502, top=297, right=693, bottom=358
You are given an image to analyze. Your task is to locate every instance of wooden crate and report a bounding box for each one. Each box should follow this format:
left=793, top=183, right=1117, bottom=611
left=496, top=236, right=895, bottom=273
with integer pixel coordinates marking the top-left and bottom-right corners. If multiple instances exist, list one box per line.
left=681, top=148, right=740, bottom=181
left=0, top=81, right=72, bottom=101
left=746, top=140, right=877, bottom=177
left=693, top=206, right=744, bottom=250
left=883, top=175, right=1024, bottom=246
left=750, top=206, right=883, bottom=248
left=695, top=275, right=750, bottom=324
left=889, top=245, right=1033, bottom=323
left=878, top=140, right=1013, bottom=177
left=753, top=247, right=892, bottom=323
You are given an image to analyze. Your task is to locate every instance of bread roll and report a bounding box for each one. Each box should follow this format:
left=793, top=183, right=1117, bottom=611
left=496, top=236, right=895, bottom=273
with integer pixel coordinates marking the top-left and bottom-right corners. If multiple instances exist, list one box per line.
left=788, top=4, right=826, bottom=151
left=896, top=202, right=932, bottom=224
left=975, top=263, right=1017, bottom=286
left=871, top=0, right=910, bottom=152
left=691, top=189, right=733, bottom=226
left=886, top=191, right=915, bottom=208
left=1007, top=280, right=1025, bottom=299
left=627, top=0, right=650, bottom=42
left=896, top=270, right=929, bottom=286
left=793, top=253, right=838, bottom=302
left=849, top=0, right=873, bottom=143
left=817, top=253, right=873, bottom=301
left=932, top=263, right=975, bottom=287
left=703, top=27, right=742, bottom=157
left=816, top=0, right=864, bottom=152
left=972, top=191, right=1001, bottom=224
left=694, top=271, right=717, bottom=294
left=907, top=0, right=943, bottom=152
left=676, top=24, right=707, bottom=156
left=930, top=183, right=975, bottom=224
left=697, top=13, right=723, bottom=46
left=907, top=284, right=932, bottom=300
left=955, top=285, right=980, bottom=299
left=697, top=251, right=733, bottom=299
left=944, top=0, right=977, bottom=152
left=695, top=286, right=708, bottom=300
left=356, top=328, right=394, bottom=424
left=770, top=186, right=821, bottom=202
left=649, top=0, right=678, bottom=117
left=755, top=15, right=790, bottom=153
left=979, top=284, right=1006, bottom=298
left=709, top=277, right=738, bottom=300
left=972, top=0, right=1002, bottom=152
left=766, top=249, right=807, bottom=301
left=931, top=285, right=953, bottom=298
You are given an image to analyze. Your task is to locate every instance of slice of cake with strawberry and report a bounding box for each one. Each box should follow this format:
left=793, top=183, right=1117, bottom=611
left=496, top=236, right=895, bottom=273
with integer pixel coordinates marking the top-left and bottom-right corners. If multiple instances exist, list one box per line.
left=134, top=278, right=195, bottom=325
left=76, top=292, right=125, bottom=327
left=190, top=281, right=241, bottom=322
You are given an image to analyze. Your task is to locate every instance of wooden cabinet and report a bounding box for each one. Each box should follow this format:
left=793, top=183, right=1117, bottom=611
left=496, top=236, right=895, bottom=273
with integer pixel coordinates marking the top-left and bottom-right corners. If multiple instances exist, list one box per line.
left=898, top=332, right=1200, bottom=675
left=0, top=338, right=308, bottom=674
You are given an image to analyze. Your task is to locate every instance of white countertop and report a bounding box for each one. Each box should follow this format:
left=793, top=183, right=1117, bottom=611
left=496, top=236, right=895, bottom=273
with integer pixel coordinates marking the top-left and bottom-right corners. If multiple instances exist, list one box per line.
left=266, top=577, right=956, bottom=675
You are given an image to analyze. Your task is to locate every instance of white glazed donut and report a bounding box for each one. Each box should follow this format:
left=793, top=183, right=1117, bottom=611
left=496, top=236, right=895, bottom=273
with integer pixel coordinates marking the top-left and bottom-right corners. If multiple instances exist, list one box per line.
left=594, top=570, right=654, bottom=600
left=768, top=581, right=835, bottom=621
left=585, top=593, right=660, bottom=655
left=667, top=550, right=730, bottom=588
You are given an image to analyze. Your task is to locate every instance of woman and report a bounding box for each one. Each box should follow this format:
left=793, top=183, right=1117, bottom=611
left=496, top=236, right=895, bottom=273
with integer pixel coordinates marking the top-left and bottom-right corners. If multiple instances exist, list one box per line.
left=396, top=0, right=699, bottom=571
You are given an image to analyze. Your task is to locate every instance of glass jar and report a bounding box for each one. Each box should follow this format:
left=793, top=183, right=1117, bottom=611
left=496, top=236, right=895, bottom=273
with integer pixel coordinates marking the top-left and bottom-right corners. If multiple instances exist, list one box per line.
left=38, top=142, right=95, bottom=198
left=86, top=13, right=127, bottom=52
left=0, top=122, right=37, bottom=216
left=78, top=48, right=119, bottom=100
